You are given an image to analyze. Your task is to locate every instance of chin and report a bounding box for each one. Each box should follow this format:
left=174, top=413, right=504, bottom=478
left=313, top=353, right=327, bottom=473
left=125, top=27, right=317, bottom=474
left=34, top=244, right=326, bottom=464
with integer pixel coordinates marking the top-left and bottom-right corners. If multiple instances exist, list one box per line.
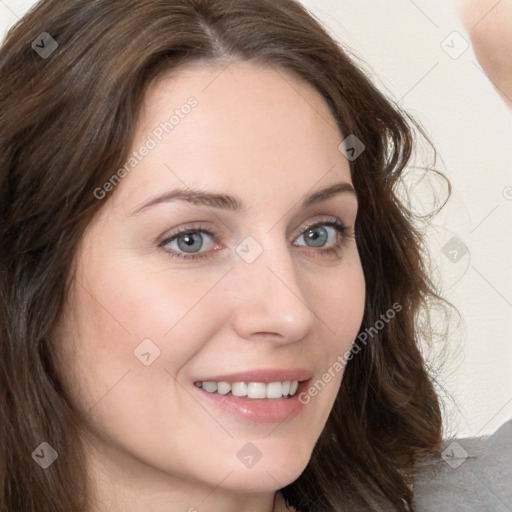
left=217, top=442, right=312, bottom=493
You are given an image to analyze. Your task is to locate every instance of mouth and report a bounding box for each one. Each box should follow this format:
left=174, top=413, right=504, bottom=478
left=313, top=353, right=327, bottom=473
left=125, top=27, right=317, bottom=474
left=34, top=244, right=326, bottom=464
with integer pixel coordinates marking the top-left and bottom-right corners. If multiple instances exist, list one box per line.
left=194, top=380, right=300, bottom=399
left=192, top=369, right=312, bottom=423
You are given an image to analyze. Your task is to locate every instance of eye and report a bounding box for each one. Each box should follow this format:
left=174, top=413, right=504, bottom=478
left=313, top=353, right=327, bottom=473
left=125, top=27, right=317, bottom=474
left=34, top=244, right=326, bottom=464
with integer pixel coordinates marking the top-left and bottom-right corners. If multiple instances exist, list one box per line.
left=158, top=218, right=353, bottom=261
left=159, top=224, right=218, bottom=260
left=293, top=220, right=349, bottom=255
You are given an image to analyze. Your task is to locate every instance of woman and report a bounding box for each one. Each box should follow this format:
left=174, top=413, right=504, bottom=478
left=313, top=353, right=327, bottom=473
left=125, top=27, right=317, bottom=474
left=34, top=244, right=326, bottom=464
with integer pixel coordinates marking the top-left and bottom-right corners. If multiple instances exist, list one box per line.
left=0, top=1, right=448, bottom=510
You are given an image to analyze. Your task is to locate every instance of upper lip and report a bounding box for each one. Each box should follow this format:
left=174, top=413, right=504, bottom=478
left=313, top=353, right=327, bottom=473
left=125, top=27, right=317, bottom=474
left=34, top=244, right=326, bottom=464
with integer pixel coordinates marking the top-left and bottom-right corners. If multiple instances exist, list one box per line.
left=194, top=368, right=313, bottom=384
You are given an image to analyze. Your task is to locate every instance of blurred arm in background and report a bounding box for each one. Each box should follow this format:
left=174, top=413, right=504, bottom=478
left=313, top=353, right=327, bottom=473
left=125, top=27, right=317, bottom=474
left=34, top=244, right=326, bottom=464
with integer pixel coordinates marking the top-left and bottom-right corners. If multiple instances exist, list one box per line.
left=456, top=0, right=512, bottom=107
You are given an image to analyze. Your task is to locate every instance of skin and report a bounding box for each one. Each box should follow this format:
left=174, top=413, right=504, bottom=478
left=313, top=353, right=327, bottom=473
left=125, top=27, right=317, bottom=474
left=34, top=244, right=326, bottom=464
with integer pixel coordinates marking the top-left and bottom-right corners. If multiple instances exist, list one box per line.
left=456, top=0, right=512, bottom=106
left=54, top=61, right=366, bottom=512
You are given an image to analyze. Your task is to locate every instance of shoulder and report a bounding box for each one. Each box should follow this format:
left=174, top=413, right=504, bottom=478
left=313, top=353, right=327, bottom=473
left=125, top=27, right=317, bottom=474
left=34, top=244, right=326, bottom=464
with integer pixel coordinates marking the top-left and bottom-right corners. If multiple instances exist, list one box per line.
left=413, top=419, right=512, bottom=511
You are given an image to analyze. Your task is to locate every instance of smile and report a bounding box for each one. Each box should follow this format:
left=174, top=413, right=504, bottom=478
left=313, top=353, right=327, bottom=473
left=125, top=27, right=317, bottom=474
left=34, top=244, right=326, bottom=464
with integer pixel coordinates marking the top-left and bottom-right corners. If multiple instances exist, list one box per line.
left=194, top=380, right=300, bottom=399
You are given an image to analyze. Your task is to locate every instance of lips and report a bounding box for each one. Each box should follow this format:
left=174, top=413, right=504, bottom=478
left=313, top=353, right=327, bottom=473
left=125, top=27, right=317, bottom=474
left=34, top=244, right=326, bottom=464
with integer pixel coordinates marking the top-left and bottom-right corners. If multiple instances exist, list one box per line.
left=192, top=368, right=313, bottom=423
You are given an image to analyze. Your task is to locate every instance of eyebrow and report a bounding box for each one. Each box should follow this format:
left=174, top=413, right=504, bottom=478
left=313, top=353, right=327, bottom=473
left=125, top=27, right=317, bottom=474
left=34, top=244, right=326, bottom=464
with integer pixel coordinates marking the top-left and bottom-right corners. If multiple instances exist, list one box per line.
left=131, top=181, right=357, bottom=215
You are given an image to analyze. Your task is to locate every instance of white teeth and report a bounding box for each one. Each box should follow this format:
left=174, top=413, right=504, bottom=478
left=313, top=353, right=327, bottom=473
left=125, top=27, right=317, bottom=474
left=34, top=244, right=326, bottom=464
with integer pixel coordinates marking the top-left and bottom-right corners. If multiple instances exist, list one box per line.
left=202, top=381, right=218, bottom=393
left=217, top=382, right=231, bottom=395
left=231, top=382, right=248, bottom=397
left=266, top=382, right=283, bottom=399
left=196, top=380, right=301, bottom=398
left=248, top=382, right=267, bottom=398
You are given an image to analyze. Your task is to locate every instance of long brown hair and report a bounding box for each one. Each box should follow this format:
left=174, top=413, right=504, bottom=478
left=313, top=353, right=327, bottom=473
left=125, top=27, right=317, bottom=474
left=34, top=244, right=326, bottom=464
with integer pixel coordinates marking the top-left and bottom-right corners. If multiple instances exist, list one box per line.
left=0, top=1, right=449, bottom=510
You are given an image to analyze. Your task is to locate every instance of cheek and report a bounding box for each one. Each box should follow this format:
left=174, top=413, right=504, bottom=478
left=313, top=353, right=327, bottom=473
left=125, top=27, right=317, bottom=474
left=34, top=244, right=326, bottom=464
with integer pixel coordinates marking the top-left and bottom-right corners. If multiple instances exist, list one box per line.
left=298, top=256, right=365, bottom=414
left=57, top=263, right=231, bottom=464
left=59, top=251, right=232, bottom=419
left=312, top=252, right=366, bottom=347
left=74, top=247, right=229, bottom=348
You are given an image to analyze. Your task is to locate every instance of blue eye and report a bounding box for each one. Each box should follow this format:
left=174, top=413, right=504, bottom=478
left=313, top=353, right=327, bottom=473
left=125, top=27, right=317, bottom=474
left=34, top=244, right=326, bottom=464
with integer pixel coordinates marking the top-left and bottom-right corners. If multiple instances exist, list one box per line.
left=159, top=225, right=216, bottom=260
left=159, top=219, right=352, bottom=261
left=295, top=222, right=343, bottom=249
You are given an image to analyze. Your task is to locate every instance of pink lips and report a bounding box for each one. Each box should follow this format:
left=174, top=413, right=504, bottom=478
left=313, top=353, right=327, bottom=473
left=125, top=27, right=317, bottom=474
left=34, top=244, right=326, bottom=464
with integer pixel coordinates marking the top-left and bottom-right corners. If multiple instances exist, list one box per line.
left=192, top=368, right=312, bottom=424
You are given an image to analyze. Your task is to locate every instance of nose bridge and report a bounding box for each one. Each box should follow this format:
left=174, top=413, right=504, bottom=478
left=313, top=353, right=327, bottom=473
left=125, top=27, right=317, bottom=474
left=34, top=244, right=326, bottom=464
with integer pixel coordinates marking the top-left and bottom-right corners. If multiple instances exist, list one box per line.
left=228, top=231, right=318, bottom=341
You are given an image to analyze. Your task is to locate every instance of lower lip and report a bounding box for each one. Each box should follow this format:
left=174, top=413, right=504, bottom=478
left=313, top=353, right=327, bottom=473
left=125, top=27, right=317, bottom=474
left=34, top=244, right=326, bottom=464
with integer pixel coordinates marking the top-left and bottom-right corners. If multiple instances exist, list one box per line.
left=193, top=381, right=310, bottom=424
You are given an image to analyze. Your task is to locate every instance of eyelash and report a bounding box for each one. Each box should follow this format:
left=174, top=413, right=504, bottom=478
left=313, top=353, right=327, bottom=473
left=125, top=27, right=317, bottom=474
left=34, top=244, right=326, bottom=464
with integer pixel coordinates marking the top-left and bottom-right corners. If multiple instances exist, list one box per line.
left=158, top=218, right=354, bottom=261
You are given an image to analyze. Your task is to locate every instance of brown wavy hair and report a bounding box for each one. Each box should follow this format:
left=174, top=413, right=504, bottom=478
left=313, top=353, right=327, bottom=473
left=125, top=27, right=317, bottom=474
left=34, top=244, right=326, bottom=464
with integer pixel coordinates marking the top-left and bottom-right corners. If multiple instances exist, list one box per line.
left=0, top=0, right=449, bottom=510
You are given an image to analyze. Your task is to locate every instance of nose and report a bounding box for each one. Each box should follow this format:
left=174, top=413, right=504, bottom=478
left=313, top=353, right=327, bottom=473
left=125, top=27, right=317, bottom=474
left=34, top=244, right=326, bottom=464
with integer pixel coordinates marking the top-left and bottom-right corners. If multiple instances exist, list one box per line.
left=228, top=235, right=318, bottom=344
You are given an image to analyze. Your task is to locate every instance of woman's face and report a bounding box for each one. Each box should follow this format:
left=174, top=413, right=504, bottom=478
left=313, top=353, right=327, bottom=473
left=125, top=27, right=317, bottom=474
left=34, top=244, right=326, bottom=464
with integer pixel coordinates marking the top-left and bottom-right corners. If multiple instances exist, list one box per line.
left=56, top=61, right=365, bottom=506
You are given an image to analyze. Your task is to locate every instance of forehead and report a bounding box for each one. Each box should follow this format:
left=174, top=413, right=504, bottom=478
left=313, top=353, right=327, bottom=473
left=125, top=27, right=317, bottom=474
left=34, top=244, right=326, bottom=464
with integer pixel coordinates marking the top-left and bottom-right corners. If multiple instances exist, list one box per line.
left=112, top=61, right=352, bottom=213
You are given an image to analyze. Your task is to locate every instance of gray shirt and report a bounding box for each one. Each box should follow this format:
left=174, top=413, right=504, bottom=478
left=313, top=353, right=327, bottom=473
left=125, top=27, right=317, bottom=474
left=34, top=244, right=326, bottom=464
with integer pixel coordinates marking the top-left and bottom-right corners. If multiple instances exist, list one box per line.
left=413, top=419, right=512, bottom=511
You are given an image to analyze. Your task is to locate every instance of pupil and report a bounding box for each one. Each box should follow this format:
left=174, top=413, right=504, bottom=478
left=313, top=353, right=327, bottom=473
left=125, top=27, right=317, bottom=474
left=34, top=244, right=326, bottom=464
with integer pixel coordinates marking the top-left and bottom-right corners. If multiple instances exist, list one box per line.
left=307, top=227, right=327, bottom=247
left=179, top=232, right=202, bottom=252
